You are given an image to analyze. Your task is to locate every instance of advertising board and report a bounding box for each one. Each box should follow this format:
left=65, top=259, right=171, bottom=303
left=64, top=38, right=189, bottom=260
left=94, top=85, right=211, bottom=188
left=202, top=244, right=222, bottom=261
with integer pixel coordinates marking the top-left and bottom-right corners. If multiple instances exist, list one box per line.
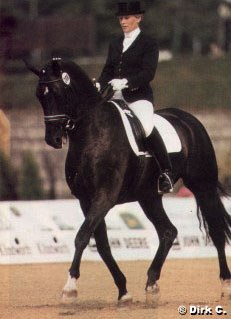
left=0, top=197, right=231, bottom=264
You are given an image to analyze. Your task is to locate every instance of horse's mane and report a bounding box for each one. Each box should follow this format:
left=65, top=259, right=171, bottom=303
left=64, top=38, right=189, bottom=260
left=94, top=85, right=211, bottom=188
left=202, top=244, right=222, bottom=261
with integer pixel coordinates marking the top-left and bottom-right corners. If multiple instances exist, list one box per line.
left=60, top=61, right=91, bottom=85
left=54, top=59, right=102, bottom=107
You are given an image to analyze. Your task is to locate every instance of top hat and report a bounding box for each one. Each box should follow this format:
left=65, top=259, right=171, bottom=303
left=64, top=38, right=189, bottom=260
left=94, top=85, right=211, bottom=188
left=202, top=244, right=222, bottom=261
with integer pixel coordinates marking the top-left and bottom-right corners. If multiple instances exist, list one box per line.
left=115, top=1, right=145, bottom=16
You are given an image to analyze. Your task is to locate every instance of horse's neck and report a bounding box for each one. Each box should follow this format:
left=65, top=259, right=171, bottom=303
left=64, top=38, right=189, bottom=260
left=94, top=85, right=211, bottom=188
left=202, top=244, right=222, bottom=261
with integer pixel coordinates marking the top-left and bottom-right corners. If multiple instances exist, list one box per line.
left=70, top=68, right=101, bottom=109
left=73, top=87, right=102, bottom=115
left=69, top=102, right=116, bottom=142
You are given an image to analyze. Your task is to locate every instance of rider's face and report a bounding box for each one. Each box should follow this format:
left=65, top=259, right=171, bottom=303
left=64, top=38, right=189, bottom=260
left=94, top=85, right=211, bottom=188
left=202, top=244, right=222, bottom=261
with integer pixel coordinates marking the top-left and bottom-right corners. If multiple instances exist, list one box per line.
left=119, top=15, right=142, bottom=33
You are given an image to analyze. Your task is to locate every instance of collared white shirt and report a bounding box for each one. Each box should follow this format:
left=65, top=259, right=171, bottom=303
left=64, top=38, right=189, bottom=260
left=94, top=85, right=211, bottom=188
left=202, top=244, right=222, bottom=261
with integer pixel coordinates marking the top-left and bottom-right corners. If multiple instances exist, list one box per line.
left=123, top=27, right=141, bottom=52
left=112, top=28, right=141, bottom=99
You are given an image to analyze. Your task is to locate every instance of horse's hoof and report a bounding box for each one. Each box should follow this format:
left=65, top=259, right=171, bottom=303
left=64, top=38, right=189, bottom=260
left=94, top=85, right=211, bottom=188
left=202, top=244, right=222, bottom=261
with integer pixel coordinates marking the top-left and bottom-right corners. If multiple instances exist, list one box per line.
left=118, top=293, right=133, bottom=306
left=61, top=275, right=78, bottom=304
left=145, top=283, right=160, bottom=307
left=221, top=279, right=231, bottom=302
left=61, top=289, right=78, bottom=304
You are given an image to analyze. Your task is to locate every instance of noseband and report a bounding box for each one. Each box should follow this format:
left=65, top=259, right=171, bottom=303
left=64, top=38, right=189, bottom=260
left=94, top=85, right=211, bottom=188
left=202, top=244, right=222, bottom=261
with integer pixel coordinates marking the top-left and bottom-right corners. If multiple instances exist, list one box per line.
left=44, top=114, right=77, bottom=131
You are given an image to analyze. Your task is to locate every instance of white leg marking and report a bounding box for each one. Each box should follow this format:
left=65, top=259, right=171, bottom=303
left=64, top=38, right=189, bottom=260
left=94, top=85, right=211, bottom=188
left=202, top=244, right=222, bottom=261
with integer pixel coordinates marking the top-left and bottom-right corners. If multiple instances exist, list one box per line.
left=221, top=279, right=231, bottom=302
left=61, top=274, right=78, bottom=304
left=145, top=283, right=160, bottom=306
left=118, top=293, right=133, bottom=306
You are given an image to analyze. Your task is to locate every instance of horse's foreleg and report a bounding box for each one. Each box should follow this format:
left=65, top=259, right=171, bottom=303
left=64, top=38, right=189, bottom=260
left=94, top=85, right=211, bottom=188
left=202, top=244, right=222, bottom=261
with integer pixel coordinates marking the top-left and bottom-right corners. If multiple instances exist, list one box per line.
left=61, top=193, right=118, bottom=304
left=62, top=214, right=107, bottom=303
left=139, top=195, right=178, bottom=306
left=94, top=219, right=132, bottom=304
left=61, top=215, right=97, bottom=304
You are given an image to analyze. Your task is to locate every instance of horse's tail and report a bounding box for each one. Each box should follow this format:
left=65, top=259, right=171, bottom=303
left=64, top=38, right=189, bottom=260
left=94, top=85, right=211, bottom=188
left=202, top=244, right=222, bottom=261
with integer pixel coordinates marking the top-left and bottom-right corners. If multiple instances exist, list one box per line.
left=217, top=181, right=231, bottom=198
left=195, top=182, right=231, bottom=243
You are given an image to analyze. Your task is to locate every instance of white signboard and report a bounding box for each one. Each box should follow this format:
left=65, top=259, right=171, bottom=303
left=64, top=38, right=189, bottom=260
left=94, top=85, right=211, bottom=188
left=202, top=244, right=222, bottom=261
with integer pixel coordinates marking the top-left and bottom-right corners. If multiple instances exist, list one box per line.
left=0, top=197, right=231, bottom=264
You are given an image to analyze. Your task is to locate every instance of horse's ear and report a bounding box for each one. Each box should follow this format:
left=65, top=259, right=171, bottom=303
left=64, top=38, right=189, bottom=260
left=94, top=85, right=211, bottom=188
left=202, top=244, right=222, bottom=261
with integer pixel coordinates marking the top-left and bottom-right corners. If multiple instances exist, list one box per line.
left=23, top=59, right=40, bottom=76
left=52, top=58, right=62, bottom=77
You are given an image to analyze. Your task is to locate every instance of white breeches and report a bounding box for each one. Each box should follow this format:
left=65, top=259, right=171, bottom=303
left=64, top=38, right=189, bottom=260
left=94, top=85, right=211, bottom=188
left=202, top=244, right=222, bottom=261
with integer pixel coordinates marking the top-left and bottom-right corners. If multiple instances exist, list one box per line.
left=112, top=91, right=155, bottom=137
left=128, top=100, right=154, bottom=137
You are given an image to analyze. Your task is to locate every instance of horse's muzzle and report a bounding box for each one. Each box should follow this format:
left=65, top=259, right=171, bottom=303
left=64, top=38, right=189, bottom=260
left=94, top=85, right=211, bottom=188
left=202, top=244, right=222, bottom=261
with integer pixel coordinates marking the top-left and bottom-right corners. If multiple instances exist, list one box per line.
left=45, top=134, right=63, bottom=149
left=45, top=124, right=65, bottom=149
left=46, top=136, right=63, bottom=149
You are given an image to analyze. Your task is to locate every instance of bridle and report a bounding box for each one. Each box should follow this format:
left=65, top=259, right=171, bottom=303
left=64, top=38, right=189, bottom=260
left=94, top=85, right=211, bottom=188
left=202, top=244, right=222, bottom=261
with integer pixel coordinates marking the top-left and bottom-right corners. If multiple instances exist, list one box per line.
left=38, top=70, right=107, bottom=133
left=39, top=77, right=78, bottom=132
left=44, top=114, right=77, bottom=131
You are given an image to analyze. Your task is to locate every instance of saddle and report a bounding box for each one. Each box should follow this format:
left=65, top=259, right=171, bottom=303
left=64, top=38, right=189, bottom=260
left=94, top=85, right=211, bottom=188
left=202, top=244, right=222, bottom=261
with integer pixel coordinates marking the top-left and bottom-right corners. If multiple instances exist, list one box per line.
left=110, top=99, right=147, bottom=155
left=110, top=99, right=182, bottom=156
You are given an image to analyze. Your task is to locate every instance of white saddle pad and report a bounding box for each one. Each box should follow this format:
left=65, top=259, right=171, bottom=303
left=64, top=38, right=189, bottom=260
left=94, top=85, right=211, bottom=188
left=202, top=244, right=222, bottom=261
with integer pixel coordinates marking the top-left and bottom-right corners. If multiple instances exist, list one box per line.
left=111, top=101, right=182, bottom=156
left=153, top=114, right=182, bottom=153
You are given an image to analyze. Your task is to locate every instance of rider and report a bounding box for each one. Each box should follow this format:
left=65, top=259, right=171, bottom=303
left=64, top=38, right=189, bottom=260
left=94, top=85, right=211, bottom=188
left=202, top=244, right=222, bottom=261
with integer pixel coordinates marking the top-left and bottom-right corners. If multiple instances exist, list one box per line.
left=97, top=1, right=174, bottom=194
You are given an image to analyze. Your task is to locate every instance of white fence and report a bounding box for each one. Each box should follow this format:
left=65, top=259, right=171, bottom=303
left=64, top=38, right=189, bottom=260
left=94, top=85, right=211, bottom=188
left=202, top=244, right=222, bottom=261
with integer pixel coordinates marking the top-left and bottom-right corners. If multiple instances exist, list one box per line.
left=0, top=197, right=231, bottom=264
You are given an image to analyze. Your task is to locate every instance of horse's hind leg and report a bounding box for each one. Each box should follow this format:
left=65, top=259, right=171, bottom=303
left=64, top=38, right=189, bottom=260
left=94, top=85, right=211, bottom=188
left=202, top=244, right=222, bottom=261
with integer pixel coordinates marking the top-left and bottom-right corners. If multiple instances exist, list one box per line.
left=188, top=185, right=231, bottom=301
left=94, top=220, right=132, bottom=304
left=139, top=195, right=178, bottom=305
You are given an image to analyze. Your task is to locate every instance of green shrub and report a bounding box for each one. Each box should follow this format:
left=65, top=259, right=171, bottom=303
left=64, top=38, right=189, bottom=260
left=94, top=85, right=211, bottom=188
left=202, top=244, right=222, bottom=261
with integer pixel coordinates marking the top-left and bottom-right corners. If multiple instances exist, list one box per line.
left=19, top=151, right=45, bottom=200
left=2, top=56, right=231, bottom=110
left=154, top=56, right=231, bottom=110
left=0, top=150, right=18, bottom=200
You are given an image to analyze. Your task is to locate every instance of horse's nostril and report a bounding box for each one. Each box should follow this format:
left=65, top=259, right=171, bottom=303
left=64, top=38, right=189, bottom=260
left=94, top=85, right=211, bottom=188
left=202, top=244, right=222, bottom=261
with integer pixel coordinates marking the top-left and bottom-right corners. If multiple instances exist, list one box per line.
left=56, top=137, right=61, bottom=144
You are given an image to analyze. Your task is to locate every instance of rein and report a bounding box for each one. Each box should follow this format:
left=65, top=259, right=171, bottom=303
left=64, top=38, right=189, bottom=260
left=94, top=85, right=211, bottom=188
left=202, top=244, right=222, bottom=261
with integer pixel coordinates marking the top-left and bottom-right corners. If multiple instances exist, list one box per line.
left=39, top=78, right=62, bottom=84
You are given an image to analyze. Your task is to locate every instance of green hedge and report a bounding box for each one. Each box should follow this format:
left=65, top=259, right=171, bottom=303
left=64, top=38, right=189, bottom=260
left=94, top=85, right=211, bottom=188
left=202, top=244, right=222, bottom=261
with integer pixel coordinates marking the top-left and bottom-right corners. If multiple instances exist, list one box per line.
left=0, top=150, right=18, bottom=200
left=19, top=151, right=45, bottom=200
left=81, top=55, right=231, bottom=110
left=1, top=56, right=231, bottom=110
left=154, top=56, right=231, bottom=110
left=0, top=149, right=46, bottom=201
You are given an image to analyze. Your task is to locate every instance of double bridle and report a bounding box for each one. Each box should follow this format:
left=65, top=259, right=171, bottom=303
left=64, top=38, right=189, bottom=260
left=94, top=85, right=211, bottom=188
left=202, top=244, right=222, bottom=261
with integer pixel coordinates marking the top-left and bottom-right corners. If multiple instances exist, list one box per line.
left=44, top=114, right=77, bottom=131
left=39, top=77, right=78, bottom=132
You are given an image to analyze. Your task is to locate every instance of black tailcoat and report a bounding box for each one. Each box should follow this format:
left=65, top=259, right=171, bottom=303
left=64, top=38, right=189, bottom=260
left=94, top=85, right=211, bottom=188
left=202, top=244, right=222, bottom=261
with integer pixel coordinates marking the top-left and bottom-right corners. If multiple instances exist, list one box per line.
left=98, top=32, right=159, bottom=104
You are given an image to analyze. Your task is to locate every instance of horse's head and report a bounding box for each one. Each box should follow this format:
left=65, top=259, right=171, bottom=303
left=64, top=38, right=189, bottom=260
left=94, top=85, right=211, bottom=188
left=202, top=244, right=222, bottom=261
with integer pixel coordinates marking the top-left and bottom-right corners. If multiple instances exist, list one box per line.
left=26, top=58, right=100, bottom=149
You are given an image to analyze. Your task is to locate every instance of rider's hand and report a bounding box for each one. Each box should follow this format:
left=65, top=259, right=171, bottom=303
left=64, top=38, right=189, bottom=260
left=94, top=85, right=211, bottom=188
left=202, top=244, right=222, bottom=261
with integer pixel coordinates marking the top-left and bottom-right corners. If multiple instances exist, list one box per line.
left=109, top=79, right=128, bottom=91
left=92, top=78, right=101, bottom=92
left=95, top=82, right=101, bottom=92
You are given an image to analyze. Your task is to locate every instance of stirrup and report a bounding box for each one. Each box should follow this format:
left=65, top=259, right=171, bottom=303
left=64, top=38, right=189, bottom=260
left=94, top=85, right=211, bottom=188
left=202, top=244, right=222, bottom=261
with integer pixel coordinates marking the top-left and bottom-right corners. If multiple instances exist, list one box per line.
left=158, top=171, right=174, bottom=194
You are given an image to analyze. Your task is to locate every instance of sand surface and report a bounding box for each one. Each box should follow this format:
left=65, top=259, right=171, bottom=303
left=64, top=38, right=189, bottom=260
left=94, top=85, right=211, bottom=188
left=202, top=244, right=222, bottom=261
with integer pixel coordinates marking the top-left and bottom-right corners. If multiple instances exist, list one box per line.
left=1, top=259, right=231, bottom=319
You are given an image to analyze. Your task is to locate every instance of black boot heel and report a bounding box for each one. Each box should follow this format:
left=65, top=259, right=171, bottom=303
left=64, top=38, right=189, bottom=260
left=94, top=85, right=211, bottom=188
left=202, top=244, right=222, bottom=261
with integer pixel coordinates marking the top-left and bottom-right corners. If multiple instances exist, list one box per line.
left=158, top=170, right=174, bottom=194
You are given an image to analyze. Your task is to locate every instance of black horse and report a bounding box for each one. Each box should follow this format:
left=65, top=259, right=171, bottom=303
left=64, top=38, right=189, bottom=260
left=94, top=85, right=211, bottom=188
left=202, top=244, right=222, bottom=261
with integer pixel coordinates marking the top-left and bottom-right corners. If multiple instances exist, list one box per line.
left=28, top=58, right=231, bottom=305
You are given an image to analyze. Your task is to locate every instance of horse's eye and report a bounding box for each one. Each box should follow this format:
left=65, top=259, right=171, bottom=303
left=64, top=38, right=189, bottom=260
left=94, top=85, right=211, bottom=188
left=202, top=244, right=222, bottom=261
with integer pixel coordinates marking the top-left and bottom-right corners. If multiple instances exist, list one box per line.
left=44, top=86, right=49, bottom=96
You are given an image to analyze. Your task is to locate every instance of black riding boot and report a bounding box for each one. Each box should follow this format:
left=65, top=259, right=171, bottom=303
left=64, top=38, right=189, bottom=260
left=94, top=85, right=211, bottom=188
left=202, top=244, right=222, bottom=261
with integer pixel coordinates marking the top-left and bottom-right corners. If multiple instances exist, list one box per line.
left=146, top=127, right=174, bottom=194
